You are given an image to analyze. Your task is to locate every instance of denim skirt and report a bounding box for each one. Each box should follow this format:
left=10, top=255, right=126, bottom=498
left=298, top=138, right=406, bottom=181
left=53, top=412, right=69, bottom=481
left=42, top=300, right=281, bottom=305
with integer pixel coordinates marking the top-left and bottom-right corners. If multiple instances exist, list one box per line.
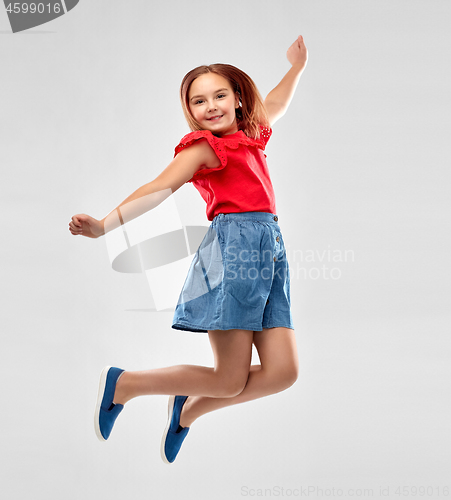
left=171, top=212, right=294, bottom=333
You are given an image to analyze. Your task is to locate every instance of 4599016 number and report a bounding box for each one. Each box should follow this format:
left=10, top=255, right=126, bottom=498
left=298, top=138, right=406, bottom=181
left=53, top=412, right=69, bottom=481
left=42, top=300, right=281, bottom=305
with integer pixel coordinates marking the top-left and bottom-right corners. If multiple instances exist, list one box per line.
left=6, top=3, right=62, bottom=14
left=394, top=485, right=449, bottom=496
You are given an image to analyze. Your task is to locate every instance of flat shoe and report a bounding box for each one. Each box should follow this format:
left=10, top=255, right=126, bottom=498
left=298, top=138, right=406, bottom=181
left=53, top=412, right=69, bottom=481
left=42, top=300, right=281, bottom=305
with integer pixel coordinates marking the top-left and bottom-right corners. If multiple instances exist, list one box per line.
left=160, top=395, right=190, bottom=464
left=94, top=366, right=125, bottom=441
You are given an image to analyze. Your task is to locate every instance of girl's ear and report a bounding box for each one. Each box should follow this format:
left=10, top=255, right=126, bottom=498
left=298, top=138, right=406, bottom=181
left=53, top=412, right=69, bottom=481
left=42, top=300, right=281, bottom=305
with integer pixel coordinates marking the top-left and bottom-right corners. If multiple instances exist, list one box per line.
left=235, top=92, right=240, bottom=108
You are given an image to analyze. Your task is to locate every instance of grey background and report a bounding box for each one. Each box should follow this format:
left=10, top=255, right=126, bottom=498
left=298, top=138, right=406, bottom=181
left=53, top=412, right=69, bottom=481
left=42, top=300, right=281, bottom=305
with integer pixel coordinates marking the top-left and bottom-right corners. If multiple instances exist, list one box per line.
left=1, top=1, right=450, bottom=499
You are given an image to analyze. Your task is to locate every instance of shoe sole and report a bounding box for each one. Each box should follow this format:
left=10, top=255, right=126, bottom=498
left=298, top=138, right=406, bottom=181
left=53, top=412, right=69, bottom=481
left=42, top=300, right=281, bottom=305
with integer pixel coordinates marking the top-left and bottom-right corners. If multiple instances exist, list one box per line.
left=160, top=395, right=176, bottom=464
left=94, top=365, right=111, bottom=442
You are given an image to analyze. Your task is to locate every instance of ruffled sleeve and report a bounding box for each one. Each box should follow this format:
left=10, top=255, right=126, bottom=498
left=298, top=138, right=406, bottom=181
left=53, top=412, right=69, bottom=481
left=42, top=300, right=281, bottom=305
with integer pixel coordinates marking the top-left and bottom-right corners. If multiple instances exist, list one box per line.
left=258, top=126, right=272, bottom=147
left=174, top=130, right=227, bottom=184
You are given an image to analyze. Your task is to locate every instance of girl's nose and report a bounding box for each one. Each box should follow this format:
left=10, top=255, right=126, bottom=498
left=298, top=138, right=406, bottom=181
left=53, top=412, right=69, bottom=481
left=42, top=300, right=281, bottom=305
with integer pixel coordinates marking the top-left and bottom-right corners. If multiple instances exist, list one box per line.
left=207, top=101, right=217, bottom=112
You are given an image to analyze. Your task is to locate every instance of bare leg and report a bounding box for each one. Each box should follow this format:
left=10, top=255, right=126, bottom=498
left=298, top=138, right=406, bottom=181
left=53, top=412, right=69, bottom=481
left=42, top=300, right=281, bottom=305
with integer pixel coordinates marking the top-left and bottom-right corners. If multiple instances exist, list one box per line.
left=113, top=329, right=254, bottom=404
left=179, top=327, right=298, bottom=427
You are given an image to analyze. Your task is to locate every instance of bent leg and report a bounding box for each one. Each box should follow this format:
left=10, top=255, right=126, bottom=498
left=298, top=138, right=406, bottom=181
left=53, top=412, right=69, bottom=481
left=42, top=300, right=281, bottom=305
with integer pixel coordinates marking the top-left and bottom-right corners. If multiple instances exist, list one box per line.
left=180, top=327, right=299, bottom=427
left=114, top=329, right=253, bottom=404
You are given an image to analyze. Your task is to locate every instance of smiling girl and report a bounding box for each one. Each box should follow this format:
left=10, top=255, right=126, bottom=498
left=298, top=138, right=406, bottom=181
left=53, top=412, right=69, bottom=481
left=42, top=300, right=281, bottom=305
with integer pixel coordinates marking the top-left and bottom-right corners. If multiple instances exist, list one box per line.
left=69, top=35, right=308, bottom=464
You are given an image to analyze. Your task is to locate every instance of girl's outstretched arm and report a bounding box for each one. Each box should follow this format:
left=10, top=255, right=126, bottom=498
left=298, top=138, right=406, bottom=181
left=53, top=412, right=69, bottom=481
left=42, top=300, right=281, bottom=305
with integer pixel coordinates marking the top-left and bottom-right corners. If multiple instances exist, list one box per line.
left=264, top=35, right=308, bottom=126
left=68, top=140, right=220, bottom=238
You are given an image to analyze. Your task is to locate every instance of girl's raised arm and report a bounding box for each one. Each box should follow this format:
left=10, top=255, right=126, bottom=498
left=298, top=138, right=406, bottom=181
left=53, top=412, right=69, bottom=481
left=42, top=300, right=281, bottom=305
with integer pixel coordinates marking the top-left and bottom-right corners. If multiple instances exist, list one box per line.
left=68, top=139, right=219, bottom=238
left=264, top=35, right=308, bottom=126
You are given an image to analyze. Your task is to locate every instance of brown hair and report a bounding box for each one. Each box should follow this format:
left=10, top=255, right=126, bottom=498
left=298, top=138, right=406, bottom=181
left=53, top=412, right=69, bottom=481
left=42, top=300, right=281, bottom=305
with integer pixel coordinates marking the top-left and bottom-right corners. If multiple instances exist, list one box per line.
left=180, top=63, right=269, bottom=140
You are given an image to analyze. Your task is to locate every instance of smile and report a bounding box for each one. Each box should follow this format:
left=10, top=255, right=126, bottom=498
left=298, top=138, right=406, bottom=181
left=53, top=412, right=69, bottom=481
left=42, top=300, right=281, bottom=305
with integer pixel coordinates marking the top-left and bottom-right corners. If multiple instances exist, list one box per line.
left=207, top=115, right=223, bottom=121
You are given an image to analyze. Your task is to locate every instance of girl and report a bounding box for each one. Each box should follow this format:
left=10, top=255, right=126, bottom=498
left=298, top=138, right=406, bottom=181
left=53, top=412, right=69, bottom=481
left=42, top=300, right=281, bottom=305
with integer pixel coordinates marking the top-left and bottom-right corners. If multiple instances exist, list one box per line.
left=69, top=35, right=308, bottom=464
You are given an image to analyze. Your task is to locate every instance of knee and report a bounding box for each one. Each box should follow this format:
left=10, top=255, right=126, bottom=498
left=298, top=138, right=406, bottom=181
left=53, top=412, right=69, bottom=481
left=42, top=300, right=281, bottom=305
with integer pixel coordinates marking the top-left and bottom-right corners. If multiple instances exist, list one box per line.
left=286, top=363, right=299, bottom=388
left=215, top=372, right=249, bottom=398
left=279, top=361, right=299, bottom=390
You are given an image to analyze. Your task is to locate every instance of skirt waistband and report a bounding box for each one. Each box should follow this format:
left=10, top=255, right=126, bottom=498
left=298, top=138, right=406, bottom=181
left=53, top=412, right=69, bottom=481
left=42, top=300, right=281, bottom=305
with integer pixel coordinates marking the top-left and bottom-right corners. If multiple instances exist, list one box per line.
left=212, top=211, right=279, bottom=224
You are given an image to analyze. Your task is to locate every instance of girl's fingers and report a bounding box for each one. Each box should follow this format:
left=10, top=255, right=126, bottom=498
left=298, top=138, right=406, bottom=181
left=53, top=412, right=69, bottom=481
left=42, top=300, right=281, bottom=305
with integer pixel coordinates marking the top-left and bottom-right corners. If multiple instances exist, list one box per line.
left=69, top=218, right=84, bottom=232
left=289, top=36, right=303, bottom=53
left=72, top=215, right=89, bottom=227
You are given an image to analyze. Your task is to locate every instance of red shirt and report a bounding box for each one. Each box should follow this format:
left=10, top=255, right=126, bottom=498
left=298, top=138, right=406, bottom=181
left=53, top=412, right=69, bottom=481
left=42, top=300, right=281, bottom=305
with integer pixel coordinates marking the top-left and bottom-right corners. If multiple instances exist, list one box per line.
left=174, top=126, right=277, bottom=221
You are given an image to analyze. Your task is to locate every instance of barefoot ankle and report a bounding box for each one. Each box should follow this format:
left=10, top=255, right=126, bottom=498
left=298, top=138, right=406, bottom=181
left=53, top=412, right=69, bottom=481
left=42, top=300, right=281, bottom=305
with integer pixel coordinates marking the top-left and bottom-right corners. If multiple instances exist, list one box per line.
left=113, top=371, right=128, bottom=406
left=179, top=396, right=196, bottom=428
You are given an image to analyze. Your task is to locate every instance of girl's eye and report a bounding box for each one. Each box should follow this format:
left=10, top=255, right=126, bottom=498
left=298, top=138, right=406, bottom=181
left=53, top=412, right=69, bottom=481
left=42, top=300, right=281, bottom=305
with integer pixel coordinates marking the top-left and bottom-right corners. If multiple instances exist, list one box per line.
left=194, top=100, right=204, bottom=105
left=217, top=94, right=225, bottom=99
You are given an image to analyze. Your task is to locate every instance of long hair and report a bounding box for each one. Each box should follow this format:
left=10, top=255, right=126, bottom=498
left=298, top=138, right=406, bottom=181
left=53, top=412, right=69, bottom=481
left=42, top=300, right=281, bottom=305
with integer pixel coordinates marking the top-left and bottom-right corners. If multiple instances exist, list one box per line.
left=180, top=63, right=269, bottom=140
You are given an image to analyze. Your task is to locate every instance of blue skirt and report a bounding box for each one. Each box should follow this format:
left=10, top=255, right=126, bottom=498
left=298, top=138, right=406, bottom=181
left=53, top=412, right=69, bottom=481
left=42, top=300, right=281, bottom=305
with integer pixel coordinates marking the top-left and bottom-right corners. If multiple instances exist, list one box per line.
left=172, top=211, right=294, bottom=333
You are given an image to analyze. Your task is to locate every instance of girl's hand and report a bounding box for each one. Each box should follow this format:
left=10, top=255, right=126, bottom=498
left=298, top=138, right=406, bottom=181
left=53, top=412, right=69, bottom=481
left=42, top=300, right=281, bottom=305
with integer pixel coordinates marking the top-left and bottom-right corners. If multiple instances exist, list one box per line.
left=287, top=35, right=308, bottom=70
left=69, top=214, right=104, bottom=238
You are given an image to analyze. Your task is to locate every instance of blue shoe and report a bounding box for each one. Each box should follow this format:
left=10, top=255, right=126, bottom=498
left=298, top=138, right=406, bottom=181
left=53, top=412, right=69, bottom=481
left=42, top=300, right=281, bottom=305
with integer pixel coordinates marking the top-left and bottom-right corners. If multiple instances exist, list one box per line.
left=160, top=395, right=190, bottom=464
left=94, top=366, right=125, bottom=441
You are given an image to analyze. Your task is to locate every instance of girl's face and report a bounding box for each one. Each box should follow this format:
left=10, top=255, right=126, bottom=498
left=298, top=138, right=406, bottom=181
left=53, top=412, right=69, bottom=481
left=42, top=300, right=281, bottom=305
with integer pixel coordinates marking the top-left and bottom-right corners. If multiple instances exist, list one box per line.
left=188, top=73, right=240, bottom=136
